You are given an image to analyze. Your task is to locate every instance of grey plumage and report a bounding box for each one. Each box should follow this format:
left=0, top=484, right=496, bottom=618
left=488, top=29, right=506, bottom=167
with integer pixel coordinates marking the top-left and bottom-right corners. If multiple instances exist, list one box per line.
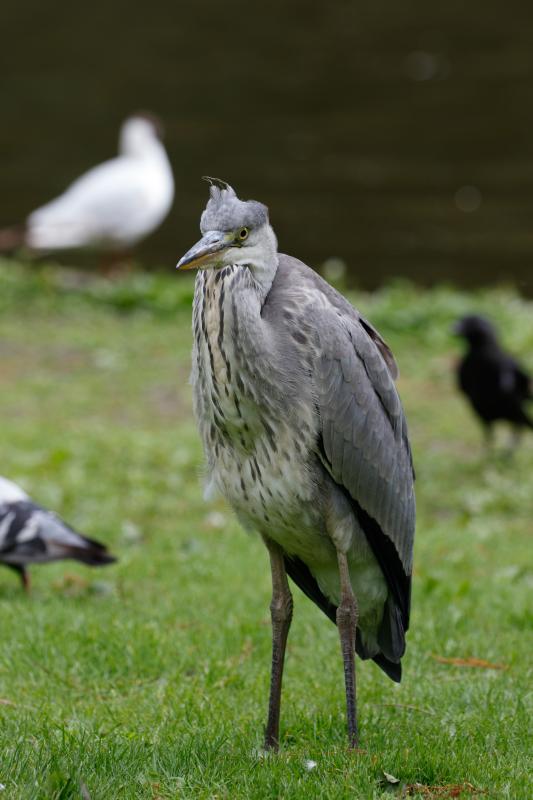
left=201, top=178, right=268, bottom=233
left=177, top=181, right=415, bottom=748
left=261, top=257, right=415, bottom=661
left=0, top=477, right=116, bottom=590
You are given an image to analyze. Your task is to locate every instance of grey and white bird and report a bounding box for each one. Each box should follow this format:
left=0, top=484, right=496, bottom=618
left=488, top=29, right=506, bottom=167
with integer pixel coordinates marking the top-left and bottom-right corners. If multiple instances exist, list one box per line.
left=0, top=114, right=174, bottom=256
left=177, top=179, right=415, bottom=749
left=0, top=476, right=116, bottom=591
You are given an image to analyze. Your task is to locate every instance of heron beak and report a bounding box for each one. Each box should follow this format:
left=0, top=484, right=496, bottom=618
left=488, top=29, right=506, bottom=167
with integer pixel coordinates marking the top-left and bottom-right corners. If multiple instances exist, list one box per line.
left=176, top=231, right=233, bottom=270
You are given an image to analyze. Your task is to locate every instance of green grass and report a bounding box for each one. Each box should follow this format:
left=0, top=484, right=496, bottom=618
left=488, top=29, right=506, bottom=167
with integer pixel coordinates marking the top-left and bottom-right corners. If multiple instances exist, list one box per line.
left=0, top=260, right=532, bottom=799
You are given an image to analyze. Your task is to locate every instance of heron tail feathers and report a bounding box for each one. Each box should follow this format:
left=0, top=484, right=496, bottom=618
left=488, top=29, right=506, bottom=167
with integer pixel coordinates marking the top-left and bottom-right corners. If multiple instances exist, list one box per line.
left=283, top=553, right=404, bottom=682
left=378, top=595, right=406, bottom=662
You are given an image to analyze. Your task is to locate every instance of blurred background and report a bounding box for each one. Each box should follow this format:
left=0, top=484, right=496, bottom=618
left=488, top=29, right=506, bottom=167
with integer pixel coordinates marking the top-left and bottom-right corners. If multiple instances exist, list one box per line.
left=1, top=0, right=533, bottom=293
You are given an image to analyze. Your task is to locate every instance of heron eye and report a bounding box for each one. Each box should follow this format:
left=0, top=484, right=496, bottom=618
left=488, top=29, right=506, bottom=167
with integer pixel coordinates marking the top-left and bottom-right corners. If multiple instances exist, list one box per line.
left=238, top=227, right=249, bottom=241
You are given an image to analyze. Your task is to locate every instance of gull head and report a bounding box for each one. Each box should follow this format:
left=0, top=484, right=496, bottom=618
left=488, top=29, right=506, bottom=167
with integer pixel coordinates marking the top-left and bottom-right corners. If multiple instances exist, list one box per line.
left=119, top=113, right=164, bottom=156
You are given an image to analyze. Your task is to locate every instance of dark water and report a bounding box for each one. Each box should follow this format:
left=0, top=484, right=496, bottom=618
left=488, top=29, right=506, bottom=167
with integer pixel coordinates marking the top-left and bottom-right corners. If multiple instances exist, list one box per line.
left=1, top=1, right=533, bottom=293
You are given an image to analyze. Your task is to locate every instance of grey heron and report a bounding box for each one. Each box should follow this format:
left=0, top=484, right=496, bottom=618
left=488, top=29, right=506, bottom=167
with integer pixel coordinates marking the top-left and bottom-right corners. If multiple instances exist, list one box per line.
left=177, top=179, right=415, bottom=749
left=0, top=476, right=116, bottom=591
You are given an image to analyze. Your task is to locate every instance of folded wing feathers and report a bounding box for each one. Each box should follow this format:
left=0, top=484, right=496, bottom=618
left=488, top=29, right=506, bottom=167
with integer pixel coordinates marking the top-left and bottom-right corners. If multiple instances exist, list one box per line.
left=316, top=307, right=415, bottom=579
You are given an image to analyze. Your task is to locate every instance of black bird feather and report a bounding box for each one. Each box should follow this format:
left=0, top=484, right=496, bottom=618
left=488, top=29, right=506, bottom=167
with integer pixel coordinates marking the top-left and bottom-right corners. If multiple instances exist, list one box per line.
left=455, top=315, right=533, bottom=438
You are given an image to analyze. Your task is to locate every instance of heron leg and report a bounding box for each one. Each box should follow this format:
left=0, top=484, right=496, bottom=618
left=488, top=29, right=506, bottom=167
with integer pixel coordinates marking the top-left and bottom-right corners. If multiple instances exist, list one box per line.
left=262, top=537, right=293, bottom=751
left=336, top=550, right=358, bottom=748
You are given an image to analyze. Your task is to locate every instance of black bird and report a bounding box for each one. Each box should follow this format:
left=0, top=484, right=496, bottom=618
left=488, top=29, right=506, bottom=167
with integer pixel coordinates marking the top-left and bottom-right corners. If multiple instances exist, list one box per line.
left=454, top=315, right=533, bottom=443
left=0, top=476, right=117, bottom=591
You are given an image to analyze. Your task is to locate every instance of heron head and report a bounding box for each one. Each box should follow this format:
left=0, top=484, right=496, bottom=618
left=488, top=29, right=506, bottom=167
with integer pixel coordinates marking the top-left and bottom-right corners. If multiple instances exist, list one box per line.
left=177, top=178, right=275, bottom=271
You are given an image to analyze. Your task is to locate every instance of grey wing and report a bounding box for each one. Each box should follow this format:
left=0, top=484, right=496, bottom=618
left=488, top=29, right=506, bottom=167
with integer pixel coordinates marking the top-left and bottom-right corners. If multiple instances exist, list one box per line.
left=270, top=255, right=399, bottom=379
left=314, top=307, right=415, bottom=629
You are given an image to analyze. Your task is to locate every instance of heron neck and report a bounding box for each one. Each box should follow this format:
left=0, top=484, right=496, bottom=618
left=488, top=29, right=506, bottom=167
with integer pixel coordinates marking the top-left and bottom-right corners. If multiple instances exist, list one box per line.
left=245, top=258, right=277, bottom=305
left=242, top=226, right=279, bottom=303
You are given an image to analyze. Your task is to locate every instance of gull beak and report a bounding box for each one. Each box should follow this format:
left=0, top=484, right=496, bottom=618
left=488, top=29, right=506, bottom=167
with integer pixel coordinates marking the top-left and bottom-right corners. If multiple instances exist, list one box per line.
left=176, top=230, right=232, bottom=270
